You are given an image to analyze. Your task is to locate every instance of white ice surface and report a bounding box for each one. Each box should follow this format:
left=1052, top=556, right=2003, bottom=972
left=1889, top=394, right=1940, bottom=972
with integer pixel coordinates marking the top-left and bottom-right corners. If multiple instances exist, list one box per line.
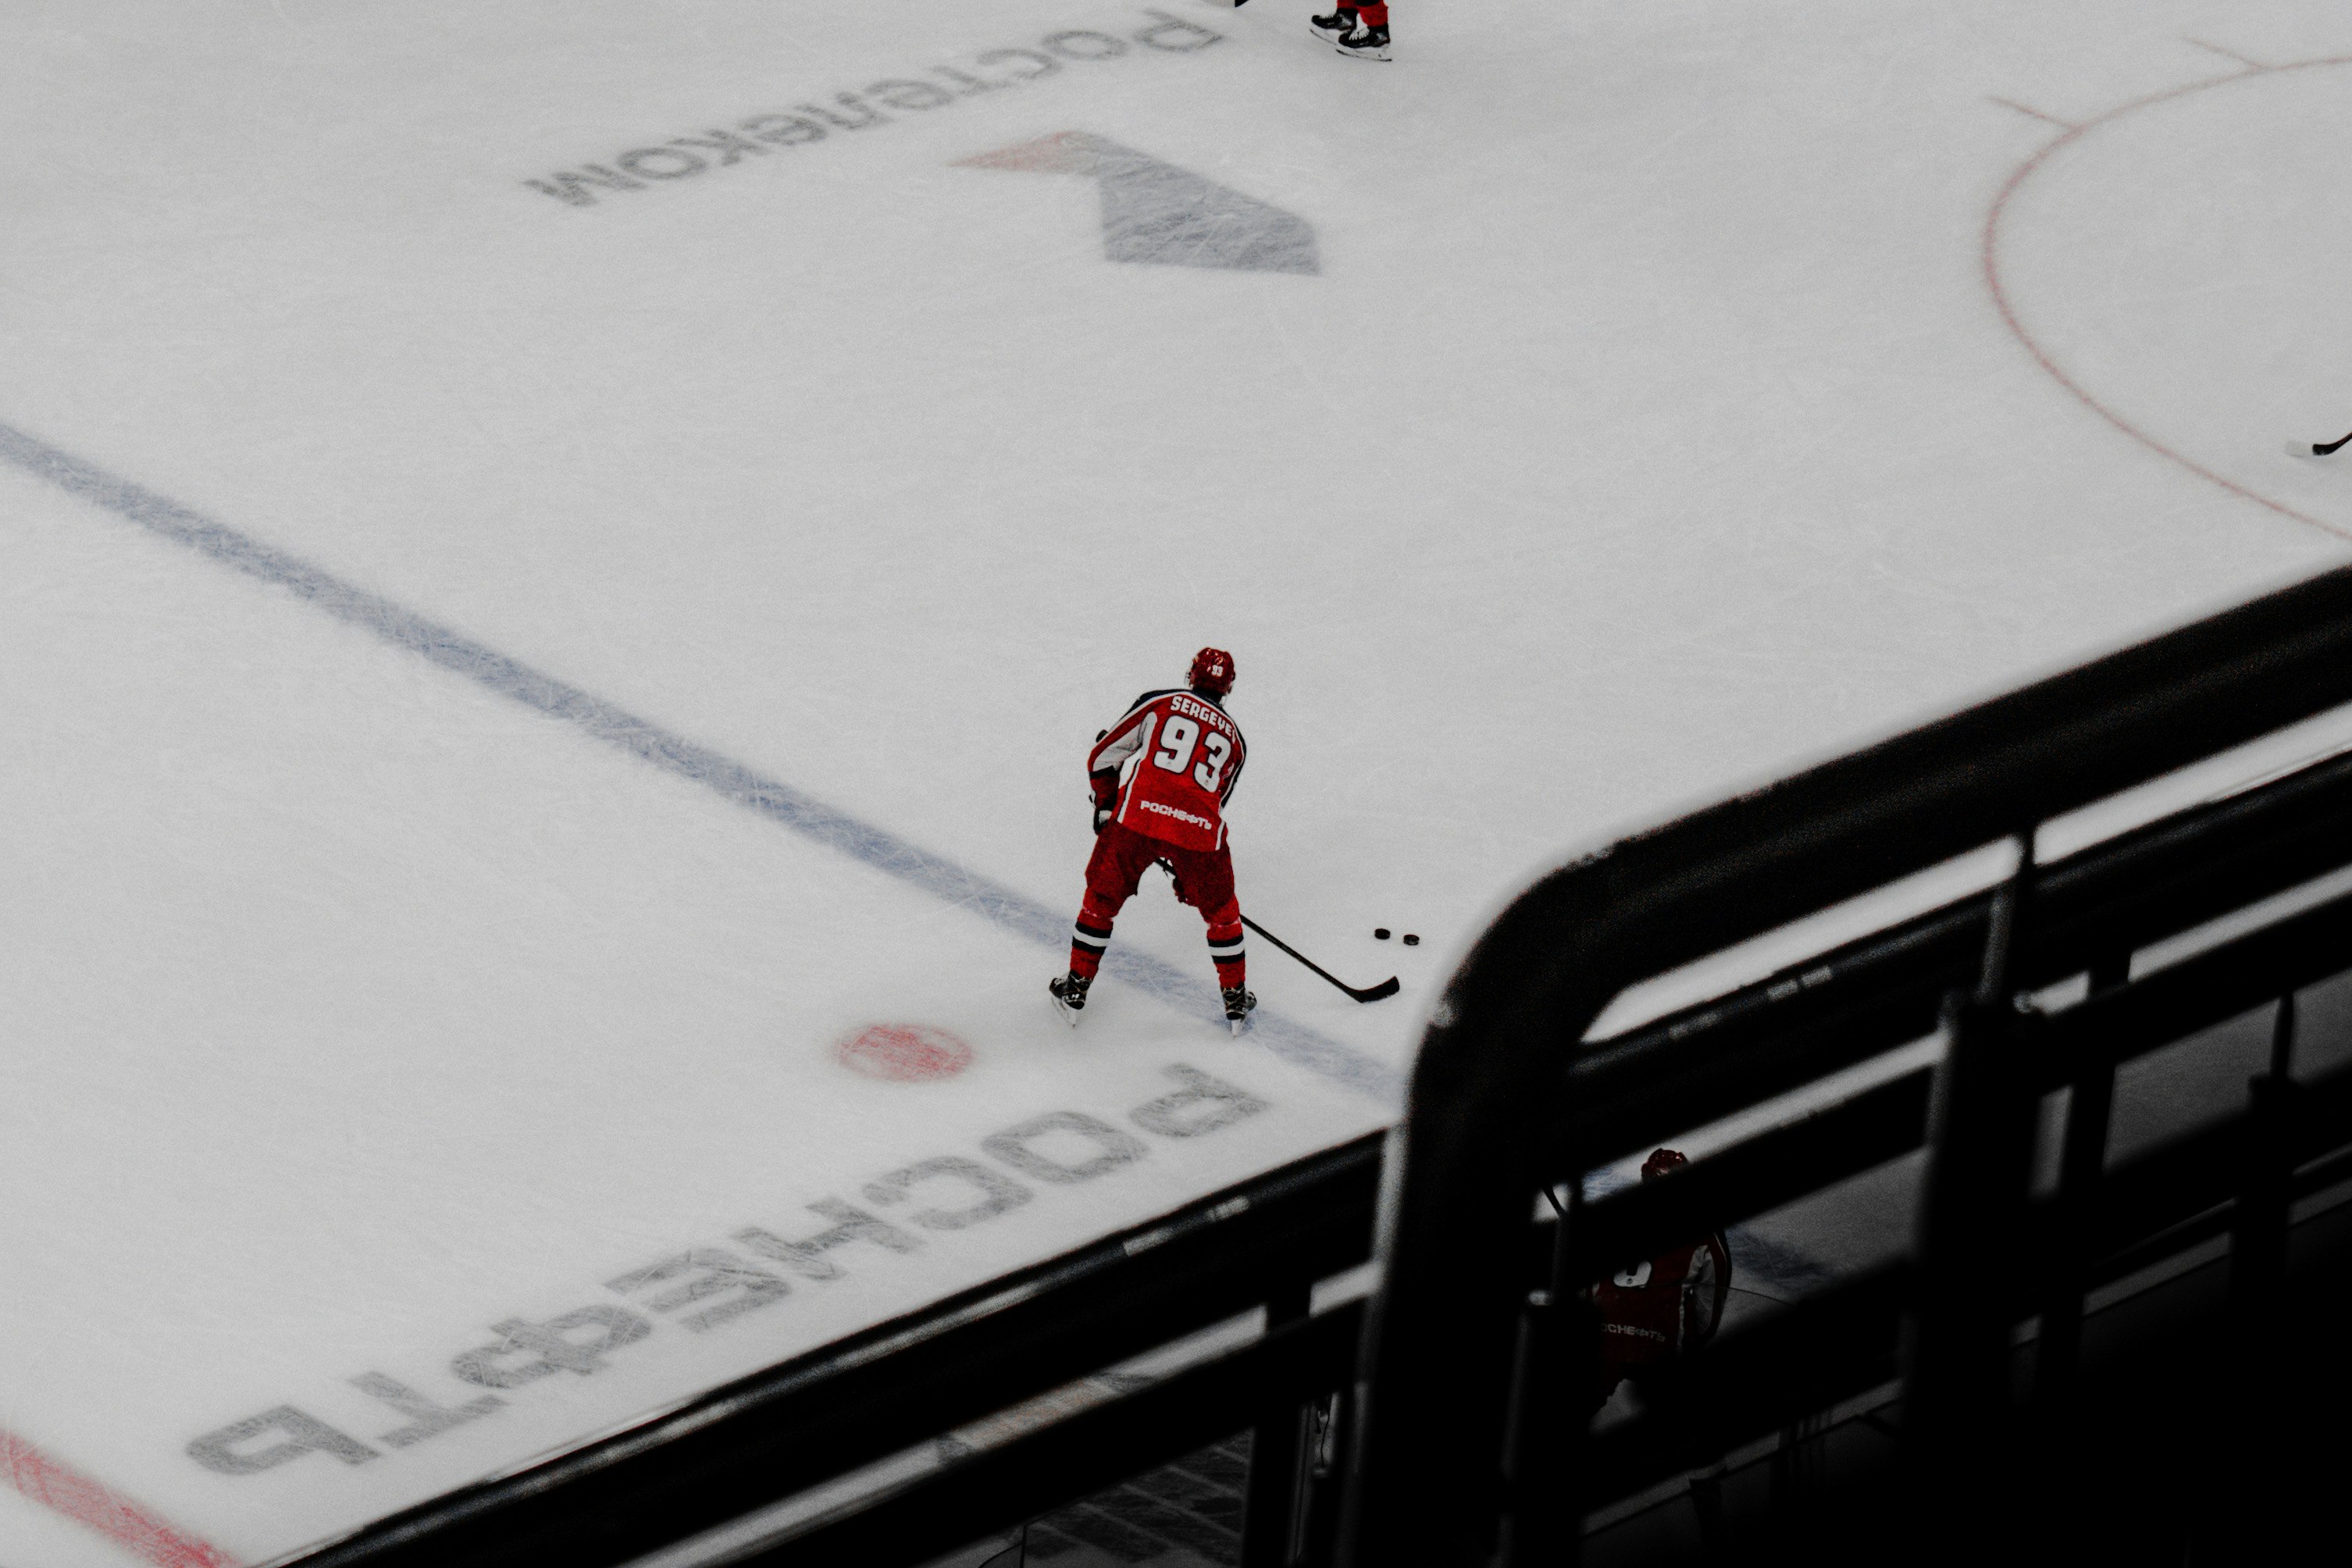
left=8, top=0, right=2352, bottom=1560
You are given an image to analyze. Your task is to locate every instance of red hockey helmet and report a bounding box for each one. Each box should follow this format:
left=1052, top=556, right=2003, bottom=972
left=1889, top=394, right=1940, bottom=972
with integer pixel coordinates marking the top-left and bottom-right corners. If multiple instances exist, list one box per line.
left=1640, top=1148, right=1688, bottom=1180
left=1188, top=647, right=1236, bottom=697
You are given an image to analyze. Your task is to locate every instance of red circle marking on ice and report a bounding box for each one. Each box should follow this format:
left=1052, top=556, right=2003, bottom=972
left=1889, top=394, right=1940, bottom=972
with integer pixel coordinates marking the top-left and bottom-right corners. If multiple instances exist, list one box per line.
left=1982, top=54, right=2352, bottom=545
left=836, top=1024, right=975, bottom=1082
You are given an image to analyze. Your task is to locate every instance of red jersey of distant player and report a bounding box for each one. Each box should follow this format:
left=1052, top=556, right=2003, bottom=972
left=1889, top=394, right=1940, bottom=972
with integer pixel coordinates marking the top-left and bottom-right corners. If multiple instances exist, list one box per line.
left=1087, top=686, right=1247, bottom=853
left=1591, top=1149, right=1731, bottom=1409
left=1050, top=647, right=1256, bottom=1032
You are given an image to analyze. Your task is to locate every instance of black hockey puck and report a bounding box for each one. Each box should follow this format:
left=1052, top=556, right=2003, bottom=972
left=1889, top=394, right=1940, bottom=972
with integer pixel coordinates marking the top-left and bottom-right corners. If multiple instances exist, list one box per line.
left=1374, top=928, right=1391, bottom=941
left=1402, top=933, right=1420, bottom=946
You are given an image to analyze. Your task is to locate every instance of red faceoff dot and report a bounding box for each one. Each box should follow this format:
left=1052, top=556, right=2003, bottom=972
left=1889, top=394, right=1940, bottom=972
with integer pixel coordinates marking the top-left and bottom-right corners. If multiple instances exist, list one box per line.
left=836, top=1023, right=975, bottom=1082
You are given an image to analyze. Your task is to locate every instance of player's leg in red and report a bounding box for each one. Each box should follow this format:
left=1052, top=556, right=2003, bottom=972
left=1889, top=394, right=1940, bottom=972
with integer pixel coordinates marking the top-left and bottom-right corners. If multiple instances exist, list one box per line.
left=1169, top=843, right=1256, bottom=1031
left=1053, top=823, right=1153, bottom=1023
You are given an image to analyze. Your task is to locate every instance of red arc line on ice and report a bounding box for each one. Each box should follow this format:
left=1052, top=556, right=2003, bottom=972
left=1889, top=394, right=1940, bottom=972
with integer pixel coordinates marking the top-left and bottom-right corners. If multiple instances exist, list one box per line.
left=1983, top=55, right=2352, bottom=545
left=1, top=1427, right=236, bottom=1567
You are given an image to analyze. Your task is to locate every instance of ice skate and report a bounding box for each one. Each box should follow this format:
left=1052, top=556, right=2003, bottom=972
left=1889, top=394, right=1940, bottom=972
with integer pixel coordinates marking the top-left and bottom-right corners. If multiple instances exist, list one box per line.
left=1049, top=971, right=1091, bottom=1026
left=1335, top=21, right=1391, bottom=59
left=1222, top=985, right=1257, bottom=1035
left=1309, top=8, right=1358, bottom=41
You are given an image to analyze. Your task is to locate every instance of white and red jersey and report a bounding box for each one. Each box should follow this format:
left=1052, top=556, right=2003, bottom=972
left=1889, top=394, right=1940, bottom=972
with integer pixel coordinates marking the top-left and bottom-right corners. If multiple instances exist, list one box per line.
left=1089, top=688, right=1247, bottom=853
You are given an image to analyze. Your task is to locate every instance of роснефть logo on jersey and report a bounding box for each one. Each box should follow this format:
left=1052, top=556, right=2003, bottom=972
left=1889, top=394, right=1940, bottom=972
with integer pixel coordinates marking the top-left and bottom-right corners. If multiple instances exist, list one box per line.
left=1139, top=799, right=1216, bottom=831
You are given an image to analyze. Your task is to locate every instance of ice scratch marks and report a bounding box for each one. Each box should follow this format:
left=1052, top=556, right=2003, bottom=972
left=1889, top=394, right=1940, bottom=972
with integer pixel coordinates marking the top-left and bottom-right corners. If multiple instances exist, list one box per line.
left=1990, top=37, right=2279, bottom=137
left=2182, top=38, right=2271, bottom=73
left=0, top=422, right=1399, bottom=1103
left=1987, top=97, right=2077, bottom=132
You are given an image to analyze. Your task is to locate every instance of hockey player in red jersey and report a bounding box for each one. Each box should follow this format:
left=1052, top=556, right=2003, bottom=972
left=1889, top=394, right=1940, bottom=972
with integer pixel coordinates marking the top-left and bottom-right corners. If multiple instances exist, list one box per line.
left=1050, top=648, right=1256, bottom=1032
left=1591, top=1149, right=1731, bottom=1409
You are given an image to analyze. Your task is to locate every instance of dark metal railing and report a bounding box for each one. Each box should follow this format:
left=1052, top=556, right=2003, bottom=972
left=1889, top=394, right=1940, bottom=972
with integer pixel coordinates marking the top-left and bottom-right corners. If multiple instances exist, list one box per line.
left=283, top=1133, right=1382, bottom=1568
left=1342, top=565, right=2352, bottom=1566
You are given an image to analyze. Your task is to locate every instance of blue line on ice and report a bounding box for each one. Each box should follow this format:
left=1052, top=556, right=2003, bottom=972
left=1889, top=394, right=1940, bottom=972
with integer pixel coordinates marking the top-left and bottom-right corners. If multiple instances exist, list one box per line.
left=0, top=421, right=1402, bottom=1103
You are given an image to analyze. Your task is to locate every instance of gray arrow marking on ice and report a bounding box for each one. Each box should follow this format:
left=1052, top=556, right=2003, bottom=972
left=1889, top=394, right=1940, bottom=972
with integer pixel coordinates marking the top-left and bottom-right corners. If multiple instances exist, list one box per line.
left=958, top=131, right=1318, bottom=275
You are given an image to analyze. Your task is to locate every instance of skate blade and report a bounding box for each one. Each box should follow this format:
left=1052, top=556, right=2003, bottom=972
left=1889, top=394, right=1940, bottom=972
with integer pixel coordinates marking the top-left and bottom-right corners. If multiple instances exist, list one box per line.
left=1335, top=41, right=1392, bottom=59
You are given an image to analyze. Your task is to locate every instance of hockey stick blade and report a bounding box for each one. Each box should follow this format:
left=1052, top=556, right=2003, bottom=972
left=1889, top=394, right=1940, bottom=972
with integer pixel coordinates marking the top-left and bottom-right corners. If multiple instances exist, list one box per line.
left=1239, top=914, right=1400, bottom=1003
left=2318, top=432, right=2352, bottom=456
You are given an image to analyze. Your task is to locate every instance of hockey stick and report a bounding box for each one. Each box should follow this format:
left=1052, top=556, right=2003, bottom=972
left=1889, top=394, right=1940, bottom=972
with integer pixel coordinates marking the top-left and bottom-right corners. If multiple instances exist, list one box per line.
left=1149, top=861, right=1400, bottom=1001
left=2317, top=432, right=2352, bottom=456
left=1240, top=914, right=1400, bottom=1002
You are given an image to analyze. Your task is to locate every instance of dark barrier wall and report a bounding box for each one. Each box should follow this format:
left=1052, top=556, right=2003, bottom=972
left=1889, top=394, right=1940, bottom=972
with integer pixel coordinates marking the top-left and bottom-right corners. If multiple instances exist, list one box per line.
left=1339, top=566, right=2352, bottom=1567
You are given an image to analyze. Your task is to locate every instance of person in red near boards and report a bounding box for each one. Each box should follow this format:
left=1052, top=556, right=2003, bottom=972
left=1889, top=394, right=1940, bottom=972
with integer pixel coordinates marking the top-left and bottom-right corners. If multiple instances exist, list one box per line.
left=1591, top=1149, right=1731, bottom=1410
left=1050, top=648, right=1255, bottom=1032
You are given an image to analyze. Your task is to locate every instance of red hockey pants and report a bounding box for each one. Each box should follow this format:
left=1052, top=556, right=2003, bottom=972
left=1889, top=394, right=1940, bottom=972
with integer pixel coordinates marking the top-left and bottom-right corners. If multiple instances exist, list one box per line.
left=1069, top=821, right=1245, bottom=989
